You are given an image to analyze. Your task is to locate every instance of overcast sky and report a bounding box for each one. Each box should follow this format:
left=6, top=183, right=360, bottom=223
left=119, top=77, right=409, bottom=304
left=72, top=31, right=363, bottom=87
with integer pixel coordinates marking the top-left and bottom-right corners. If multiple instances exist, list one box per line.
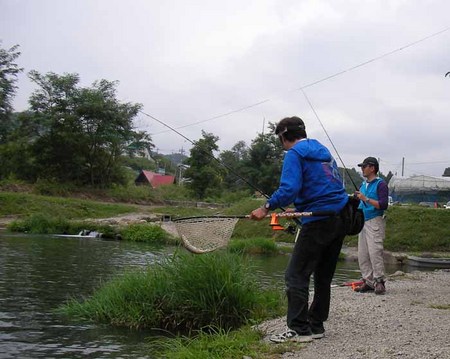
left=2, top=0, right=450, bottom=178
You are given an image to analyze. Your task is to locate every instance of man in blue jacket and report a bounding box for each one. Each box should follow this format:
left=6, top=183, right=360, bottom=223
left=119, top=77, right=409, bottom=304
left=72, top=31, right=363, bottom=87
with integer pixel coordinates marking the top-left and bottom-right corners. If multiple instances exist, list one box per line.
left=250, top=116, right=348, bottom=343
left=354, top=157, right=389, bottom=295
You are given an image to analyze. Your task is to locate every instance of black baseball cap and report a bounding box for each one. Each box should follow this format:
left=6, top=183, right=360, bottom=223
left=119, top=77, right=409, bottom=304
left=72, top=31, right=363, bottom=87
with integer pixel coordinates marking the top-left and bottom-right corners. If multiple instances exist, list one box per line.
left=358, top=157, right=379, bottom=171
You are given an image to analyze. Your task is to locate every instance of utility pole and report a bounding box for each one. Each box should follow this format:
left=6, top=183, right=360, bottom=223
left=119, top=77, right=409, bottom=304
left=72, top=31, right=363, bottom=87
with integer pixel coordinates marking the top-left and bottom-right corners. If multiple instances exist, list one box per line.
left=262, top=117, right=266, bottom=135
left=401, top=157, right=405, bottom=176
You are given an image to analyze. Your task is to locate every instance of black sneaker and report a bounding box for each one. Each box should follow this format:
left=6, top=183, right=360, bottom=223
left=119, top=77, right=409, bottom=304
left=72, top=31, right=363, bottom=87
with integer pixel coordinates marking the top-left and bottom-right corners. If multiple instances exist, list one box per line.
left=354, top=283, right=374, bottom=293
left=375, top=281, right=386, bottom=295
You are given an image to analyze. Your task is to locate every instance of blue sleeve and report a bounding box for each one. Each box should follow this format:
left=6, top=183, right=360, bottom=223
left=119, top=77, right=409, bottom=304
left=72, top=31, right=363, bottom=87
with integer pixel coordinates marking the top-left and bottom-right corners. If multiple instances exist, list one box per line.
left=268, top=150, right=302, bottom=209
left=377, top=181, right=389, bottom=210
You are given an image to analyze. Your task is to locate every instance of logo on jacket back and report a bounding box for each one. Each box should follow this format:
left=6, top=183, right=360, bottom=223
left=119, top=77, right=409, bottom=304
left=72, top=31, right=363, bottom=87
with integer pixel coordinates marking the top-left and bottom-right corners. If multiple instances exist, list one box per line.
left=322, top=159, right=343, bottom=184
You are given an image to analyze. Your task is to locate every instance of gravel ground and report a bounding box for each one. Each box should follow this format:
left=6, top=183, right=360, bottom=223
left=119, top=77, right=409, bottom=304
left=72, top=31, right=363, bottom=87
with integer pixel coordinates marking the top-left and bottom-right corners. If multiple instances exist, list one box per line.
left=255, top=270, right=450, bottom=359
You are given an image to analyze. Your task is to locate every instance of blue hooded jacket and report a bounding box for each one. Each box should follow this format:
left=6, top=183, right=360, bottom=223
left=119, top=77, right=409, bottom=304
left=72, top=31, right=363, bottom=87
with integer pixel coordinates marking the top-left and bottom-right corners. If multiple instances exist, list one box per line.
left=267, top=138, right=348, bottom=224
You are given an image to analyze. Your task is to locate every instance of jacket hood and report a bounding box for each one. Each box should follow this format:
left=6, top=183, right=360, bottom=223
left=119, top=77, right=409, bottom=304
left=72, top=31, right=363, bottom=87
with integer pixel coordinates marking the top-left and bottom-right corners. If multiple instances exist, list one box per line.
left=290, top=139, right=332, bottom=162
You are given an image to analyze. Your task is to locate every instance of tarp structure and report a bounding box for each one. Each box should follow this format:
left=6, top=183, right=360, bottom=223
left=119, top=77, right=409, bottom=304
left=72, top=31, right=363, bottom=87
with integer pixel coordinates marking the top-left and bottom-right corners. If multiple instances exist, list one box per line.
left=134, top=170, right=175, bottom=188
left=389, top=175, right=450, bottom=203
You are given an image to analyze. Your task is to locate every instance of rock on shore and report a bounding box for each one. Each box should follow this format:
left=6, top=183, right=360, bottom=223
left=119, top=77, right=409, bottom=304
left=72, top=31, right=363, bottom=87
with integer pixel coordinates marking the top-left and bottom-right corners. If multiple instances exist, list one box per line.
left=256, top=270, right=450, bottom=359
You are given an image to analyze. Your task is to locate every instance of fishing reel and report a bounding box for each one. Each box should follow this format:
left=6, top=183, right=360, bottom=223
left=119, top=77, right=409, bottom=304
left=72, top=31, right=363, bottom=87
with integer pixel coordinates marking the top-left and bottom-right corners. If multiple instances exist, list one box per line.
left=269, top=213, right=298, bottom=235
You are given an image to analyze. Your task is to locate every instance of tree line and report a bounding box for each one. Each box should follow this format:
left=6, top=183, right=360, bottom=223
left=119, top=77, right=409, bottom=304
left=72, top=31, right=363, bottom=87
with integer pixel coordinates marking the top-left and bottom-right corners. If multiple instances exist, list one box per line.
left=1, top=42, right=382, bottom=198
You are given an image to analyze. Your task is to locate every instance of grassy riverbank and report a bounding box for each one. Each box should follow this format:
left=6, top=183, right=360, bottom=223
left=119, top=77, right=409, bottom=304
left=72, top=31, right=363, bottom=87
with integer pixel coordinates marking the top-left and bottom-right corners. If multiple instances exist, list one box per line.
left=1, top=190, right=449, bottom=251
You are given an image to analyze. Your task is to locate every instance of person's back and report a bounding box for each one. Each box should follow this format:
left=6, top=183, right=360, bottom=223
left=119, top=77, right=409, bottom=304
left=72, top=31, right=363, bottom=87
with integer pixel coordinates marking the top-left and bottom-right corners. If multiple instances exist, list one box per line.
left=289, top=138, right=348, bottom=216
left=268, top=138, right=348, bottom=223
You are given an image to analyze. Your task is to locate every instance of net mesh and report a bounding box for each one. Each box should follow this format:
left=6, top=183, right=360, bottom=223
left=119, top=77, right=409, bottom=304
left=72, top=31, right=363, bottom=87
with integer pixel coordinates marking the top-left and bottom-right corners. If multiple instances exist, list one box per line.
left=174, top=217, right=240, bottom=254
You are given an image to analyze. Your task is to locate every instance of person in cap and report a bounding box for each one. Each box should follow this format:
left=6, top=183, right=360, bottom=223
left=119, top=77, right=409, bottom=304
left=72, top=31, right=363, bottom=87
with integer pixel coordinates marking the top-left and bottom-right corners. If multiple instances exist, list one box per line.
left=250, top=116, right=348, bottom=343
left=354, top=157, right=389, bottom=294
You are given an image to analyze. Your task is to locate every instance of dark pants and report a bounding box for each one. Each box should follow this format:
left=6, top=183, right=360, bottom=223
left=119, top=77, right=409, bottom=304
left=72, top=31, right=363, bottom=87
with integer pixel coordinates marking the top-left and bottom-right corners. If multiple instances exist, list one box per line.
left=285, top=214, right=346, bottom=335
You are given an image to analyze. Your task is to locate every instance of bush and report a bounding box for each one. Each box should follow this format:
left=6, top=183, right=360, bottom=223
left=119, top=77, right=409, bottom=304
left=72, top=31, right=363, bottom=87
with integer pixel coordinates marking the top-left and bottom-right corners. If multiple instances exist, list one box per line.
left=58, top=252, right=283, bottom=333
left=228, top=237, right=279, bottom=255
left=120, top=223, right=174, bottom=244
left=8, top=213, right=70, bottom=234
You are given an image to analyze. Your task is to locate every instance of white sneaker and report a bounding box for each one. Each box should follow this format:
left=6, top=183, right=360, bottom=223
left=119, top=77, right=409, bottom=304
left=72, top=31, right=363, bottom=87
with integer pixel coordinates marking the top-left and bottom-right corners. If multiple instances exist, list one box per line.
left=312, top=332, right=325, bottom=339
left=270, top=329, right=313, bottom=343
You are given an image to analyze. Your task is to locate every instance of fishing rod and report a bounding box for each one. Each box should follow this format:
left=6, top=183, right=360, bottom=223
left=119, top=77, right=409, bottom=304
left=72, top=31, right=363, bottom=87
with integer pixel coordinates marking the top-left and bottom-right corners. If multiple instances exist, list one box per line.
left=140, top=110, right=271, bottom=199
left=301, top=89, right=359, bottom=191
left=139, top=110, right=301, bottom=229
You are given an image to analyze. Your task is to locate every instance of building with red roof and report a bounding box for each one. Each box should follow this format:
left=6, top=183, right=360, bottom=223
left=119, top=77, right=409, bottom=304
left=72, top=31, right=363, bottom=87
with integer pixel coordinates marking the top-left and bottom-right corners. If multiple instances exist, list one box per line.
left=134, top=170, right=175, bottom=188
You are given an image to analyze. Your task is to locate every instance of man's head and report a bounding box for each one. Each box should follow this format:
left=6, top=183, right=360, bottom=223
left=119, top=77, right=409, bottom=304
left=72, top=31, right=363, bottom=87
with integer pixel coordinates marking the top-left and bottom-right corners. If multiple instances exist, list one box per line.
left=358, top=156, right=379, bottom=174
left=275, top=116, right=307, bottom=143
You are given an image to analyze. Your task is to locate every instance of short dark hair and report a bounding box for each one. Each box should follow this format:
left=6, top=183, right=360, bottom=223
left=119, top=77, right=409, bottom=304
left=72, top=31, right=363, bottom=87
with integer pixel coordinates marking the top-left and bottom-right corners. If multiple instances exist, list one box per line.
left=275, top=116, right=307, bottom=142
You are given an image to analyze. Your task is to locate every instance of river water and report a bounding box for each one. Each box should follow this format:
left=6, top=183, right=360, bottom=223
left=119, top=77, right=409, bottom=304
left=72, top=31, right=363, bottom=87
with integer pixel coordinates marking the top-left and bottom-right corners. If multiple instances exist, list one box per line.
left=0, top=234, right=421, bottom=358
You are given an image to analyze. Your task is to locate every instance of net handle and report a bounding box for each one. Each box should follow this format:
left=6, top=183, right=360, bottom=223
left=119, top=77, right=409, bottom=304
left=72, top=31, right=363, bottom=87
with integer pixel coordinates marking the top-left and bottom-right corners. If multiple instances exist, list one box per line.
left=173, top=210, right=335, bottom=222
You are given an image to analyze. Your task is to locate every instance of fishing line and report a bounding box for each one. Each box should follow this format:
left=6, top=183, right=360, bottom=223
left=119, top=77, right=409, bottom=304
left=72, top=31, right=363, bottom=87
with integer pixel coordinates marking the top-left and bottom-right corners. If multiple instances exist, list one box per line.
left=151, top=99, right=270, bottom=136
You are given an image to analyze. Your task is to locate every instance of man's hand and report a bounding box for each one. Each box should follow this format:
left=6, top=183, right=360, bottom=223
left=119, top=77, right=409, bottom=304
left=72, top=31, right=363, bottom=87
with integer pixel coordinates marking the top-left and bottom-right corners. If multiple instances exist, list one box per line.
left=250, top=207, right=269, bottom=220
left=354, top=190, right=368, bottom=202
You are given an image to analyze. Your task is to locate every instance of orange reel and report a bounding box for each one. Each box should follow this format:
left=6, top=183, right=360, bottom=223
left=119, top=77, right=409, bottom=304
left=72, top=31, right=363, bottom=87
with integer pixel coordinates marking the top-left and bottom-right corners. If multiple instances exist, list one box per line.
left=270, top=213, right=285, bottom=230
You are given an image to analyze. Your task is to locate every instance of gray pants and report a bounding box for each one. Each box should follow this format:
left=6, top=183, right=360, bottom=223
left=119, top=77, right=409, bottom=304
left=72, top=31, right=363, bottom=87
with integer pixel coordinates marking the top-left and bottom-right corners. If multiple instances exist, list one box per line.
left=358, top=216, right=386, bottom=286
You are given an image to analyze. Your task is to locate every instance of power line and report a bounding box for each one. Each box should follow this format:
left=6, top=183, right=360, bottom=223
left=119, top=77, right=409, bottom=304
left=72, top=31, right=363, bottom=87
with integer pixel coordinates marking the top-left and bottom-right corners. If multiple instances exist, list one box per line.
left=145, top=26, right=450, bottom=136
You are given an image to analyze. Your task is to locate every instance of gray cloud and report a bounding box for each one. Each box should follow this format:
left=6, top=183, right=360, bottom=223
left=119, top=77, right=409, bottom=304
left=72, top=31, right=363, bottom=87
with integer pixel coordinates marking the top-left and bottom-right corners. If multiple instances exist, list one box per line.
left=1, top=0, right=449, bottom=177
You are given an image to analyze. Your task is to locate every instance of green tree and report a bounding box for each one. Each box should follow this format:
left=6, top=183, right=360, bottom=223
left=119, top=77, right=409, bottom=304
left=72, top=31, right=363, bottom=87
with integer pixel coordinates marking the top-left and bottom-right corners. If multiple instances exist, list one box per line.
left=25, top=71, right=144, bottom=186
left=0, top=111, right=38, bottom=180
left=125, top=131, right=154, bottom=159
left=219, top=140, right=251, bottom=192
left=243, top=124, right=284, bottom=196
left=185, top=131, right=225, bottom=199
left=0, top=42, right=23, bottom=143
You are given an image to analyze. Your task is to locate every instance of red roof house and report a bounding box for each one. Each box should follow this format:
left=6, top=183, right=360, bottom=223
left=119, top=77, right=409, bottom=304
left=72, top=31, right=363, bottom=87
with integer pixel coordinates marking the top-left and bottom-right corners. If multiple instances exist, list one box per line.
left=135, top=170, right=175, bottom=188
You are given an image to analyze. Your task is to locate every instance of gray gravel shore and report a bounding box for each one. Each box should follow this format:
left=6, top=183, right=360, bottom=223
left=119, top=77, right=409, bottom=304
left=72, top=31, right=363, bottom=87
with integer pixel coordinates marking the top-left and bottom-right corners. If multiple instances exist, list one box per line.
left=256, top=270, right=450, bottom=359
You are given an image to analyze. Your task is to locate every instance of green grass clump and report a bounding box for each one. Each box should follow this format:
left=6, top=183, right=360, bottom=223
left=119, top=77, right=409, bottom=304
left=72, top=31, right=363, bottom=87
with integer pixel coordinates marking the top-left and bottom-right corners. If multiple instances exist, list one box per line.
left=119, top=223, right=175, bottom=244
left=8, top=213, right=70, bottom=234
left=228, top=237, right=279, bottom=255
left=58, top=252, right=283, bottom=333
left=8, top=214, right=118, bottom=237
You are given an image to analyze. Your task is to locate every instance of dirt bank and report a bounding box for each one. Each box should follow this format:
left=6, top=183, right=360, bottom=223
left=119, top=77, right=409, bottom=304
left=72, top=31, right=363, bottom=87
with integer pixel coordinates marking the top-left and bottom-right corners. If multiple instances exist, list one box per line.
left=256, top=270, right=450, bottom=359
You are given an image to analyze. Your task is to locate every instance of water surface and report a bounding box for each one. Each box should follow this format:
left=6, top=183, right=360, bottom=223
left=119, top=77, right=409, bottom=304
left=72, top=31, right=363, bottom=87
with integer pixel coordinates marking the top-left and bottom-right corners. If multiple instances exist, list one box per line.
left=0, top=234, right=416, bottom=358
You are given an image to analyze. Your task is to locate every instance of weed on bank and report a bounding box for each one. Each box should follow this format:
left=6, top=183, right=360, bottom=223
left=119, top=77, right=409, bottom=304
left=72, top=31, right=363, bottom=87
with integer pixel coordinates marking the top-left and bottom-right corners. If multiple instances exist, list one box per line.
left=58, top=251, right=284, bottom=332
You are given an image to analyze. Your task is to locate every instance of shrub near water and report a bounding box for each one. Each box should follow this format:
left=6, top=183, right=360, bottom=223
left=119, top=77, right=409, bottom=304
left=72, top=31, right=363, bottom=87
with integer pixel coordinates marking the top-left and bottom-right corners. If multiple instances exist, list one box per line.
left=119, top=223, right=173, bottom=244
left=8, top=213, right=70, bottom=234
left=59, top=252, right=282, bottom=333
left=228, top=237, right=279, bottom=255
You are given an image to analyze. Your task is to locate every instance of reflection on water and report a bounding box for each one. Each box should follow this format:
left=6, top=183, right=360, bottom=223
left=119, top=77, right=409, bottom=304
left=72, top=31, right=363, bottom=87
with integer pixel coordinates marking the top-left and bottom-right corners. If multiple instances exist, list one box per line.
left=0, top=234, right=170, bottom=358
left=0, top=234, right=424, bottom=358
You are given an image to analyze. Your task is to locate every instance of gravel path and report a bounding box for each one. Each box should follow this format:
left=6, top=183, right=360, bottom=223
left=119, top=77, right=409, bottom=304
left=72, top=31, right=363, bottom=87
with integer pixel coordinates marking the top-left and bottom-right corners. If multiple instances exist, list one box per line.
left=256, top=270, right=450, bottom=359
